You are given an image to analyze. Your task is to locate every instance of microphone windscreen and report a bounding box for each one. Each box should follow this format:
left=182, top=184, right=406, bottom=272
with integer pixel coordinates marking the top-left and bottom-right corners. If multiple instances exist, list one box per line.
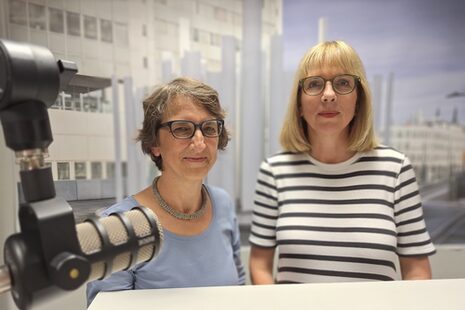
left=76, top=207, right=163, bottom=281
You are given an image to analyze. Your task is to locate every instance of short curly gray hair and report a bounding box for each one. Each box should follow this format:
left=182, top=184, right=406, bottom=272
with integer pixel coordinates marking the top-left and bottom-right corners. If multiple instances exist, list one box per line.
left=137, top=77, right=229, bottom=170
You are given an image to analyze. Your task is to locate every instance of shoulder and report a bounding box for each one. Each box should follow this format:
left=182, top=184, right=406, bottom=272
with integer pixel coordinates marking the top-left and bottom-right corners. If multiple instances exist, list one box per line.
left=264, top=151, right=308, bottom=164
left=362, top=145, right=408, bottom=162
left=205, top=185, right=235, bottom=217
left=100, top=196, right=139, bottom=216
left=205, top=185, right=233, bottom=206
left=360, top=146, right=413, bottom=178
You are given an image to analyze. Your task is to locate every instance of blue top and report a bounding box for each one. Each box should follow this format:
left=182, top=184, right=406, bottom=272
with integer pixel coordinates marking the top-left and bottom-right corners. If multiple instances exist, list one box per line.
left=86, top=185, right=245, bottom=306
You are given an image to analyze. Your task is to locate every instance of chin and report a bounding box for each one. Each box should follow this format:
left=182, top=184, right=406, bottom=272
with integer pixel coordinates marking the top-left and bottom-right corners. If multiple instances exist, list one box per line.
left=183, top=166, right=210, bottom=178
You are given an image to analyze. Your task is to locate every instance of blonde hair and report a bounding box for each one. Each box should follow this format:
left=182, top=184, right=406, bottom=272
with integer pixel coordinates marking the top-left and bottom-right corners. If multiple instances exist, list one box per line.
left=280, top=40, right=378, bottom=152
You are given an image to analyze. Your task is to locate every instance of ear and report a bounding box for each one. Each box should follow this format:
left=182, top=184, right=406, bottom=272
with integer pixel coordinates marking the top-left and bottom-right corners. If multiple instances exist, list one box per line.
left=151, top=146, right=161, bottom=157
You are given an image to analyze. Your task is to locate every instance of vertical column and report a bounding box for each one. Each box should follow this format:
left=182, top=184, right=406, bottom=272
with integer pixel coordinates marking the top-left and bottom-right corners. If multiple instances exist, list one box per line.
left=179, top=18, right=190, bottom=59
left=269, top=34, right=284, bottom=155
left=161, top=60, right=173, bottom=82
left=318, top=17, right=327, bottom=43
left=161, top=51, right=174, bottom=82
left=221, top=36, right=237, bottom=200
left=384, top=72, right=394, bottom=145
left=240, top=0, right=262, bottom=211
left=206, top=36, right=237, bottom=200
left=123, top=77, right=139, bottom=194
left=181, top=51, right=202, bottom=80
left=372, top=74, right=383, bottom=136
left=112, top=76, right=123, bottom=202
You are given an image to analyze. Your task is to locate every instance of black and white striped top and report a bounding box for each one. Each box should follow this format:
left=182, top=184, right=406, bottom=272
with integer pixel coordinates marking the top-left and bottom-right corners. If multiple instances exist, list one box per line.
left=249, top=146, right=435, bottom=283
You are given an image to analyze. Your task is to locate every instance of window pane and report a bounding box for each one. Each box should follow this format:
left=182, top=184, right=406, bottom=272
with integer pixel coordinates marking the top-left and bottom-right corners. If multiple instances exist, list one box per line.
left=91, top=162, right=102, bottom=179
left=192, top=28, right=199, bottom=42
left=75, top=162, right=87, bottom=179
left=84, top=15, right=98, bottom=39
left=122, top=162, right=127, bottom=177
left=29, top=3, right=46, bottom=30
left=9, top=0, right=27, bottom=26
left=143, top=56, right=148, bottom=69
left=106, top=162, right=115, bottom=179
left=214, top=7, right=227, bottom=22
left=211, top=33, right=221, bottom=46
left=49, top=8, right=64, bottom=33
left=100, top=19, right=113, bottom=43
left=57, top=162, right=70, bottom=180
left=114, top=22, right=128, bottom=46
left=66, top=11, right=81, bottom=36
left=142, top=24, right=147, bottom=37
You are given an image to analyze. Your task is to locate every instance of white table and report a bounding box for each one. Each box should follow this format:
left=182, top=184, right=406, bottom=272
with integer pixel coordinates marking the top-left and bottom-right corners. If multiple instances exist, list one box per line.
left=89, top=278, right=465, bottom=310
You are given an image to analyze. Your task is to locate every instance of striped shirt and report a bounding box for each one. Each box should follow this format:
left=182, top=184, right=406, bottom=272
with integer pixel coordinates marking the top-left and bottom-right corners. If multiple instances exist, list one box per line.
left=249, top=146, right=435, bottom=283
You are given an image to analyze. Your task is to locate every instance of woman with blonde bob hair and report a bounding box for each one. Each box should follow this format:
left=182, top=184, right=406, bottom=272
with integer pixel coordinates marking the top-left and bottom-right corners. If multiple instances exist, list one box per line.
left=249, top=41, right=435, bottom=285
left=281, top=40, right=376, bottom=153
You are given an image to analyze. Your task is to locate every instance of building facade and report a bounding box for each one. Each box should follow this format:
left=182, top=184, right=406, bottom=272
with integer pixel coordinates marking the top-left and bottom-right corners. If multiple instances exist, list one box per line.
left=391, top=120, right=465, bottom=185
left=1, top=0, right=283, bottom=200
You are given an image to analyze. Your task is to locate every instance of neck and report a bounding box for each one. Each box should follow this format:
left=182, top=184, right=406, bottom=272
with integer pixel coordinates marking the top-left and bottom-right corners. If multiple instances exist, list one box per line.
left=155, top=175, right=204, bottom=214
left=309, top=131, right=355, bottom=164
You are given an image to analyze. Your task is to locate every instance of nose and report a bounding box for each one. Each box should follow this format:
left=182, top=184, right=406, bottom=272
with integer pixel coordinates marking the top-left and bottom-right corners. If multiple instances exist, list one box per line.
left=190, top=128, right=206, bottom=152
left=321, top=81, right=336, bottom=102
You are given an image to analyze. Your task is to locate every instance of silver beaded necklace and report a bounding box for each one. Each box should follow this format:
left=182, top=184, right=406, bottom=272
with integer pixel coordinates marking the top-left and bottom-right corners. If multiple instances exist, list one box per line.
left=152, top=176, right=207, bottom=221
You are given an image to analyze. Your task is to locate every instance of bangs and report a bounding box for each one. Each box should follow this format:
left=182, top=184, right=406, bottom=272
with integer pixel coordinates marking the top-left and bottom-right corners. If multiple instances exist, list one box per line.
left=300, top=42, right=359, bottom=77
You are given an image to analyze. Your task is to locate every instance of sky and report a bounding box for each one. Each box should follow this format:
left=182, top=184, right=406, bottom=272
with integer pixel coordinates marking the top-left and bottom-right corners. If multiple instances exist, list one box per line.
left=282, top=0, right=465, bottom=125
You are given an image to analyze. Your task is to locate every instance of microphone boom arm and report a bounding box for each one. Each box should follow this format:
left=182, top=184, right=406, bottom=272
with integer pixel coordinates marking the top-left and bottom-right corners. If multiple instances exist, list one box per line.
left=0, top=39, right=163, bottom=310
left=0, top=38, right=91, bottom=309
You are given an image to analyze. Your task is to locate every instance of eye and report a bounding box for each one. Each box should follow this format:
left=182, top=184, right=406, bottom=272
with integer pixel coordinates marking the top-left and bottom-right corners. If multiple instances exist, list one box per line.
left=171, top=122, right=193, bottom=137
left=334, top=76, right=354, bottom=89
left=202, top=121, right=219, bottom=136
left=305, top=78, right=323, bottom=90
left=337, top=79, right=350, bottom=86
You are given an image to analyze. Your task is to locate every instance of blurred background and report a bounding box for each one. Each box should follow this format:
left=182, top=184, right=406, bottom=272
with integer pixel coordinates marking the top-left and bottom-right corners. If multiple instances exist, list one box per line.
left=0, top=0, right=464, bottom=308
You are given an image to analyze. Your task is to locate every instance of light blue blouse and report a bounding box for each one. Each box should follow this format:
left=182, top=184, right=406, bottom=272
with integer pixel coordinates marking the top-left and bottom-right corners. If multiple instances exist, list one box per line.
left=86, top=185, right=245, bottom=306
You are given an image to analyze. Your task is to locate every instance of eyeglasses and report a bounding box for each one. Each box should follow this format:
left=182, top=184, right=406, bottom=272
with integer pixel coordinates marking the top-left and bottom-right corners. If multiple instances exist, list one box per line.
left=158, top=119, right=224, bottom=139
left=299, top=74, right=360, bottom=96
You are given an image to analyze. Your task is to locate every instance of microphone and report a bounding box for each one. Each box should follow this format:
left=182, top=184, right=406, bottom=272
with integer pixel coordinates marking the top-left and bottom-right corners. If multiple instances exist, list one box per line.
left=0, top=205, right=163, bottom=309
left=77, top=206, right=164, bottom=281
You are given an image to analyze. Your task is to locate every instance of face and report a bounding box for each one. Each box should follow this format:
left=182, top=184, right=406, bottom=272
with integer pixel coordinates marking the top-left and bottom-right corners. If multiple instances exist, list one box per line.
left=300, top=67, right=357, bottom=141
left=150, top=96, right=219, bottom=181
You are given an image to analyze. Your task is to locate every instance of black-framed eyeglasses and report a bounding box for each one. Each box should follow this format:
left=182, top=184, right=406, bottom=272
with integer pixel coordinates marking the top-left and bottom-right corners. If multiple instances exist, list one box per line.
left=299, top=74, right=360, bottom=96
left=158, top=119, right=224, bottom=139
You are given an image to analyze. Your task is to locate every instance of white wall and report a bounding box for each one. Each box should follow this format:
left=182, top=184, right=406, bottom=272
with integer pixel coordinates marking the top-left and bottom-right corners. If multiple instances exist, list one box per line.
left=0, top=127, right=18, bottom=310
left=48, top=109, right=123, bottom=162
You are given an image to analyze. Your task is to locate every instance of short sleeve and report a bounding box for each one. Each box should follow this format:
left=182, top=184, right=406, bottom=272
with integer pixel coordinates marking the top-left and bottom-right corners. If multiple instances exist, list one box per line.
left=394, top=156, right=436, bottom=256
left=249, top=160, right=279, bottom=248
left=86, top=269, right=135, bottom=306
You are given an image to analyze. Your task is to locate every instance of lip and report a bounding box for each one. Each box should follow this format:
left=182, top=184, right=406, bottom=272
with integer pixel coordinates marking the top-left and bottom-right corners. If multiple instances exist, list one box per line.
left=183, top=156, right=207, bottom=162
left=318, top=111, right=340, bottom=118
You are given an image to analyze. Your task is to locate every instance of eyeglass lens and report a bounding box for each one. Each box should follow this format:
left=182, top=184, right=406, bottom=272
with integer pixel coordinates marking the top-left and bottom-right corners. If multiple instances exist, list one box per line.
left=170, top=120, right=221, bottom=138
left=302, top=75, right=356, bottom=95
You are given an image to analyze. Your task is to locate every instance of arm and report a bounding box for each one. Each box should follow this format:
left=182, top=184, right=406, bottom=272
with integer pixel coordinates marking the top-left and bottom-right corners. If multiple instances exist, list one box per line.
left=86, top=270, right=135, bottom=306
left=248, top=160, right=279, bottom=284
left=249, top=245, right=275, bottom=284
left=399, top=256, right=432, bottom=280
left=231, top=207, right=246, bottom=284
left=393, top=156, right=435, bottom=269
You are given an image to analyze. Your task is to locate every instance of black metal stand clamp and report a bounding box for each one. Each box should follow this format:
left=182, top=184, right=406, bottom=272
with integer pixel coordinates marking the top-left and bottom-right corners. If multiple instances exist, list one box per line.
left=0, top=39, right=91, bottom=309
